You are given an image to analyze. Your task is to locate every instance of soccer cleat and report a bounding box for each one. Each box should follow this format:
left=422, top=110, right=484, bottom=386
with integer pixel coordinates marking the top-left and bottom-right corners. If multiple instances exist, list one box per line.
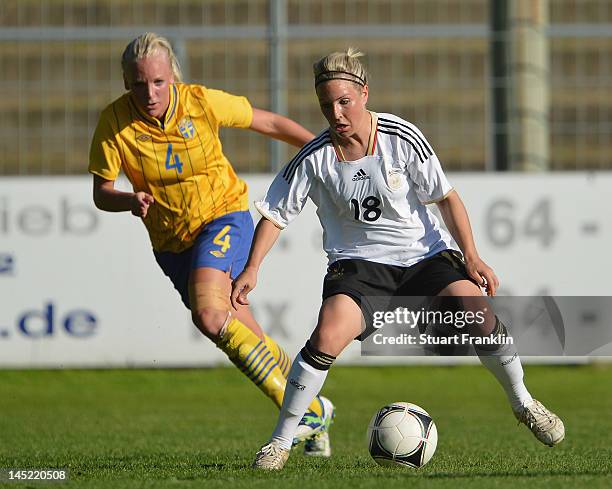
left=293, top=395, right=335, bottom=446
left=514, top=399, right=565, bottom=447
left=294, top=411, right=324, bottom=444
left=252, top=439, right=291, bottom=470
left=293, top=396, right=325, bottom=444
left=304, top=431, right=331, bottom=457
left=303, top=396, right=335, bottom=457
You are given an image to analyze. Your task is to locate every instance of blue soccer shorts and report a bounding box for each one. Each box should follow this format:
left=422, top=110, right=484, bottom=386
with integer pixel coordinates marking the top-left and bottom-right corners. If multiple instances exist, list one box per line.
left=154, top=210, right=254, bottom=309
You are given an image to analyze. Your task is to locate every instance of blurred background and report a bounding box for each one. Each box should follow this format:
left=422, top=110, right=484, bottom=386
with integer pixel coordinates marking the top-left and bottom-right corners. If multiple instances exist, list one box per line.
left=1, top=0, right=611, bottom=175
left=1, top=6, right=611, bottom=484
left=1, top=0, right=611, bottom=367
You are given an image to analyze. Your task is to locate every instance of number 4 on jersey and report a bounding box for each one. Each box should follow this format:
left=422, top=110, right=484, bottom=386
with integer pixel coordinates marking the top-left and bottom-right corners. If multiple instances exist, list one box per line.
left=165, top=143, right=184, bottom=174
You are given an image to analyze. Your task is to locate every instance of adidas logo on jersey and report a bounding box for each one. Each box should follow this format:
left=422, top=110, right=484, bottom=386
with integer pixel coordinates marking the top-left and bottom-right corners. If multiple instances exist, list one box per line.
left=352, top=169, right=370, bottom=181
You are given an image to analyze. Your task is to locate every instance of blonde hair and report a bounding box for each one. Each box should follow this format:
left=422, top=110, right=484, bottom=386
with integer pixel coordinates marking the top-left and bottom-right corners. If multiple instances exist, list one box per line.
left=121, top=32, right=183, bottom=82
left=313, top=47, right=368, bottom=87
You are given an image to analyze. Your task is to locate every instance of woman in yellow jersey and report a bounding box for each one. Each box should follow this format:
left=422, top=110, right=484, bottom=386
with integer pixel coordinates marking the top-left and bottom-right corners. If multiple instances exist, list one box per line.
left=88, top=33, right=334, bottom=455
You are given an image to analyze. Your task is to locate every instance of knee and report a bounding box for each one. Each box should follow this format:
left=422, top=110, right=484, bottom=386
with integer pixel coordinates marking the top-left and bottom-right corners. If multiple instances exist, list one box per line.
left=192, top=307, right=229, bottom=340
left=310, top=327, right=349, bottom=358
left=189, top=280, right=231, bottom=340
left=310, top=328, right=334, bottom=351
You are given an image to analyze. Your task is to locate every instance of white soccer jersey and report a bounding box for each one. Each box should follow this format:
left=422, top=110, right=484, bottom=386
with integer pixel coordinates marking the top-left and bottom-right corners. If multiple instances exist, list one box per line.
left=255, top=112, right=455, bottom=267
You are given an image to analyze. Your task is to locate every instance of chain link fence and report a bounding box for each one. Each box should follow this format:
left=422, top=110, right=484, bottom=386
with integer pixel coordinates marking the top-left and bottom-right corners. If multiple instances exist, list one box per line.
left=0, top=0, right=610, bottom=174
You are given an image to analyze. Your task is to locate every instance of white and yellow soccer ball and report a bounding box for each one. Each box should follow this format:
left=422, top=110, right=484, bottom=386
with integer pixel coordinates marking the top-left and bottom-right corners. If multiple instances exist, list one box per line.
left=367, top=402, right=438, bottom=468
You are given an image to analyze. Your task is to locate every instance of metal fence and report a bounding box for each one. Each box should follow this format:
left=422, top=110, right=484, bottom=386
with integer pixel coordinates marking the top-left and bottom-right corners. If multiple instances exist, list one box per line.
left=1, top=0, right=611, bottom=174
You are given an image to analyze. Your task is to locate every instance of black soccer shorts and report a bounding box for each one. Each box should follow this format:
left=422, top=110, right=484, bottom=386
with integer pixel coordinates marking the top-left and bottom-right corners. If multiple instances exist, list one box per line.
left=321, top=250, right=478, bottom=340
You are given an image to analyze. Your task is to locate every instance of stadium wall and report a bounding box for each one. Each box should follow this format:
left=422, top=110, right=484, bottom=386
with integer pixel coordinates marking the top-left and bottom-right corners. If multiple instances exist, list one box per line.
left=0, top=174, right=610, bottom=368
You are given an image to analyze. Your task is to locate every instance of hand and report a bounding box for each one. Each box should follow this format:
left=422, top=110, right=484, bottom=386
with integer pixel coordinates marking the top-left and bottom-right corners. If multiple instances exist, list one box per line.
left=131, top=192, right=154, bottom=218
left=231, top=267, right=258, bottom=309
left=464, top=256, right=499, bottom=296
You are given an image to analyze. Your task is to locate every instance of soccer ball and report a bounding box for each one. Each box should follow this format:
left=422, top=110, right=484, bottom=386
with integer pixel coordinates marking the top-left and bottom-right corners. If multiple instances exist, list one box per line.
left=367, top=402, right=438, bottom=468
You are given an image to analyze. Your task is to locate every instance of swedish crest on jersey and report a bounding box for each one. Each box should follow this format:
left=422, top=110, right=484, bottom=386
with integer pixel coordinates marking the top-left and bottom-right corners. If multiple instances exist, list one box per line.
left=178, top=116, right=195, bottom=139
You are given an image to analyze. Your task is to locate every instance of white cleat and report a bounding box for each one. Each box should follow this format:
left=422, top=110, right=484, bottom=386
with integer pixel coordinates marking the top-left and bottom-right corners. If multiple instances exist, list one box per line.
left=252, top=439, right=291, bottom=470
left=514, top=399, right=565, bottom=447
left=304, top=396, right=334, bottom=457
left=304, top=431, right=331, bottom=457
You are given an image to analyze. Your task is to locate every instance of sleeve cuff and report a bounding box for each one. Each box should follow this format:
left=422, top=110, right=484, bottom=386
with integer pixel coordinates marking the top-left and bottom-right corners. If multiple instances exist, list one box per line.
left=254, top=201, right=287, bottom=230
left=88, top=168, right=118, bottom=181
left=420, top=187, right=455, bottom=205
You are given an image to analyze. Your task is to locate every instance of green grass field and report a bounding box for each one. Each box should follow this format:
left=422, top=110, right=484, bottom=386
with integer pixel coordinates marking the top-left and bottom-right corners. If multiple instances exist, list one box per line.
left=1, top=364, right=611, bottom=489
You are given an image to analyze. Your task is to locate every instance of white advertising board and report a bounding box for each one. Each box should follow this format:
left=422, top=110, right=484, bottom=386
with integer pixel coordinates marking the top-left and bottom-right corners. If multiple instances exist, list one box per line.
left=0, top=174, right=610, bottom=368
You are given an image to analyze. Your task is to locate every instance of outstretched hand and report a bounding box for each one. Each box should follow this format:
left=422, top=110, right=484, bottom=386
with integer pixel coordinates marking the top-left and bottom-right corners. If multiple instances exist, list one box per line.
left=464, top=256, right=499, bottom=296
left=231, top=267, right=258, bottom=309
left=131, top=192, right=154, bottom=218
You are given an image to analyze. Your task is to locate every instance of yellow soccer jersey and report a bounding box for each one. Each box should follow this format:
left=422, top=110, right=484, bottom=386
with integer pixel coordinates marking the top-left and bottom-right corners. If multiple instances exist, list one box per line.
left=89, top=83, right=253, bottom=253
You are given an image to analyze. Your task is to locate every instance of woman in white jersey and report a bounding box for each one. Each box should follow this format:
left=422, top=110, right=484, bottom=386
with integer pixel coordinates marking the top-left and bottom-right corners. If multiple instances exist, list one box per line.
left=231, top=48, right=565, bottom=470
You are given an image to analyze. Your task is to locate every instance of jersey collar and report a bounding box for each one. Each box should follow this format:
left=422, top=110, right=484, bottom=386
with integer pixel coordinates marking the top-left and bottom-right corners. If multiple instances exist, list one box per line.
left=129, top=84, right=178, bottom=130
left=331, top=110, right=379, bottom=161
left=367, top=110, right=378, bottom=155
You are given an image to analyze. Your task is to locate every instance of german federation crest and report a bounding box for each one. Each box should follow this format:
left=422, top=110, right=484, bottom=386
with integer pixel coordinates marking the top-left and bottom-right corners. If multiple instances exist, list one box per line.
left=178, top=116, right=195, bottom=139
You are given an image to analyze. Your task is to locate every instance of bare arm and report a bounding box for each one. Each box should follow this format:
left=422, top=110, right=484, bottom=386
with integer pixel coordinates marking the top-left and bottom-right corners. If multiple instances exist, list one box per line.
left=230, top=217, right=282, bottom=308
left=436, top=190, right=499, bottom=295
left=92, top=175, right=154, bottom=218
left=249, top=108, right=314, bottom=148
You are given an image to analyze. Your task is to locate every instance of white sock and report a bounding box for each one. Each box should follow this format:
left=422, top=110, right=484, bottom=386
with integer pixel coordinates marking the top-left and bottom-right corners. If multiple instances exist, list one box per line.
left=478, top=352, right=533, bottom=412
left=270, top=352, right=329, bottom=449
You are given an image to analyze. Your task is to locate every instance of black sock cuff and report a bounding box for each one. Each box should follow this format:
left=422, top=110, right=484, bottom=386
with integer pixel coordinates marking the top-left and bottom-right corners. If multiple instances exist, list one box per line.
left=475, top=316, right=509, bottom=353
left=300, top=340, right=336, bottom=371
left=491, top=317, right=508, bottom=337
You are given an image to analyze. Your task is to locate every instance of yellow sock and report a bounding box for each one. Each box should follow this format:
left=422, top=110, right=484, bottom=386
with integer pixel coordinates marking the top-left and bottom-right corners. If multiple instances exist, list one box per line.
left=217, top=318, right=323, bottom=417
left=264, top=334, right=291, bottom=378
